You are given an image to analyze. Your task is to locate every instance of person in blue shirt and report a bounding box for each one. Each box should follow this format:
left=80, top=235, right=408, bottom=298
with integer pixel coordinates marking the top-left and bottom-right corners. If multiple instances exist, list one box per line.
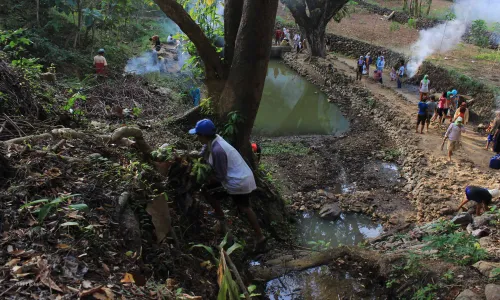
left=416, top=98, right=428, bottom=134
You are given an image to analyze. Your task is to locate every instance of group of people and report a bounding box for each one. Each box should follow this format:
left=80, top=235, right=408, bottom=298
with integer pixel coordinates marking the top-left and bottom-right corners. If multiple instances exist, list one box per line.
left=355, top=52, right=390, bottom=83
left=275, top=28, right=306, bottom=53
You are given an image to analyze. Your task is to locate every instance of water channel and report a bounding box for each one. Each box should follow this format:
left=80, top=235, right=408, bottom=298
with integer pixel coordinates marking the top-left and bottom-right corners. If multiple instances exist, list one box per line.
left=253, top=60, right=349, bottom=136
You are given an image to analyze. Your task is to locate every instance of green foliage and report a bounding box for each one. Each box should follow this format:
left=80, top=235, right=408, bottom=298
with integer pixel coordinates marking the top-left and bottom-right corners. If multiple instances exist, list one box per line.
left=260, top=142, right=309, bottom=156
left=470, top=20, right=489, bottom=48
left=132, top=107, right=142, bottom=117
left=366, top=97, right=376, bottom=108
left=0, top=29, right=32, bottom=58
left=333, top=0, right=358, bottom=23
left=275, top=16, right=295, bottom=28
left=63, top=91, right=87, bottom=115
left=403, top=253, right=423, bottom=277
left=200, top=98, right=214, bottom=115
left=384, top=149, right=401, bottom=161
left=307, top=240, right=331, bottom=251
left=240, top=285, right=260, bottom=298
left=151, top=145, right=176, bottom=162
left=442, top=270, right=454, bottom=282
left=492, top=267, right=500, bottom=278
left=190, top=158, right=213, bottom=184
left=412, top=284, right=438, bottom=300
left=220, top=111, right=245, bottom=143
left=177, top=0, right=223, bottom=78
left=422, top=231, right=487, bottom=265
left=407, top=18, right=417, bottom=29
left=475, top=51, right=500, bottom=61
left=390, top=22, right=401, bottom=32
left=20, top=194, right=80, bottom=223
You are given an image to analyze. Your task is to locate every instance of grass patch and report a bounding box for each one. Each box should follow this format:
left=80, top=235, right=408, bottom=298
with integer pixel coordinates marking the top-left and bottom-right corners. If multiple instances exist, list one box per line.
left=474, top=51, right=500, bottom=62
left=261, top=142, right=310, bottom=156
left=275, top=16, right=296, bottom=28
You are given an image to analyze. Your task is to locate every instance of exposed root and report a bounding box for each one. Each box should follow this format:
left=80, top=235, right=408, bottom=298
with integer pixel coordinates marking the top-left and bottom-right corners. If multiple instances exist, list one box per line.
left=110, top=126, right=152, bottom=154
left=117, top=192, right=142, bottom=253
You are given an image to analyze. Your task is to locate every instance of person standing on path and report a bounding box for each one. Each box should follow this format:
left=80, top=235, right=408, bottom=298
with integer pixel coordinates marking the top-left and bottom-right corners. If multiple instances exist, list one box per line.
left=426, top=95, right=437, bottom=132
left=457, top=186, right=500, bottom=216
left=150, top=35, right=161, bottom=47
left=491, top=111, right=500, bottom=153
left=419, top=75, right=430, bottom=100
left=453, top=103, right=469, bottom=125
left=437, top=92, right=449, bottom=126
left=189, top=119, right=266, bottom=251
left=365, top=53, right=372, bottom=74
left=275, top=29, right=282, bottom=45
left=93, top=49, right=107, bottom=75
left=416, top=97, right=428, bottom=134
left=376, top=56, right=385, bottom=71
left=397, top=62, right=405, bottom=88
left=356, top=56, right=365, bottom=81
left=442, top=117, right=466, bottom=161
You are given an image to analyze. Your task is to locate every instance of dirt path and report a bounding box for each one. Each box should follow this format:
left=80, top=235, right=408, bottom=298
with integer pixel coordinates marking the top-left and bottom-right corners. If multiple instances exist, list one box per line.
left=334, top=55, right=494, bottom=169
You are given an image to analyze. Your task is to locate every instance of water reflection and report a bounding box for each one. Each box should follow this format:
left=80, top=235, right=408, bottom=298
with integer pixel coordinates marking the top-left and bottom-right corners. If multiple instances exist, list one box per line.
left=253, top=60, right=349, bottom=136
left=298, top=213, right=383, bottom=248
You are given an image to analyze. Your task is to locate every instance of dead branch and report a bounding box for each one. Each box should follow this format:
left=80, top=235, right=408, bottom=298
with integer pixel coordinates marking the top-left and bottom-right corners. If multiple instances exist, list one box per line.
left=3, top=133, right=53, bottom=145
left=32, top=150, right=84, bottom=163
left=50, top=139, right=66, bottom=152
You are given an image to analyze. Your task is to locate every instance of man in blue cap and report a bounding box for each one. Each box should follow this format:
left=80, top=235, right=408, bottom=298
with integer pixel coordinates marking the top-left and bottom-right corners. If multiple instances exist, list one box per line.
left=189, top=119, right=266, bottom=250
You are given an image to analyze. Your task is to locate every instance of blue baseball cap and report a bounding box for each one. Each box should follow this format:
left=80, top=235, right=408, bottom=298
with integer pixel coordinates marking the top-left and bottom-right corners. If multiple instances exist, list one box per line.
left=189, top=119, right=216, bottom=136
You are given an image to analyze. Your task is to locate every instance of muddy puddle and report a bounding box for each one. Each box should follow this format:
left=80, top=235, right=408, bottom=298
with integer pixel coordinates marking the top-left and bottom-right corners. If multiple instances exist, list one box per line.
left=264, top=213, right=383, bottom=299
left=253, top=60, right=349, bottom=136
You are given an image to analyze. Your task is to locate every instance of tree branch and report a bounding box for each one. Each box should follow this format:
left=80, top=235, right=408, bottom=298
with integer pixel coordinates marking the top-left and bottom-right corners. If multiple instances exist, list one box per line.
left=153, top=0, right=224, bottom=79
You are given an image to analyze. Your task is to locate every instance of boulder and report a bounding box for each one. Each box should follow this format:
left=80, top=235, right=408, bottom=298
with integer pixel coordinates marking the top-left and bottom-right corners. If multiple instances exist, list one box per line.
left=319, top=203, right=342, bottom=220
left=473, top=214, right=494, bottom=228
left=479, top=236, right=494, bottom=248
left=485, top=284, right=500, bottom=300
left=472, top=227, right=491, bottom=238
left=473, top=261, right=500, bottom=278
left=452, top=213, right=473, bottom=225
left=455, top=289, right=481, bottom=300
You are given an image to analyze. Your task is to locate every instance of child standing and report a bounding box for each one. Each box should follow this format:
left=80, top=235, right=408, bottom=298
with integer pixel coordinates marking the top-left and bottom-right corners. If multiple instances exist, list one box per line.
left=390, top=67, right=397, bottom=81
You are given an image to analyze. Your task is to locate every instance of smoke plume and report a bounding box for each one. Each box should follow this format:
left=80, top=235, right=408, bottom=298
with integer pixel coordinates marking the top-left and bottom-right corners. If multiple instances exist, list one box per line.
left=407, top=0, right=500, bottom=77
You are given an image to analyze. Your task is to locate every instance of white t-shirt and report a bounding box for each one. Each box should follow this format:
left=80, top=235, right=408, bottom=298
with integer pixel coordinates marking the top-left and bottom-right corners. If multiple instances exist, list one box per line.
left=167, top=35, right=173, bottom=42
left=420, top=79, right=430, bottom=93
left=398, top=66, right=405, bottom=76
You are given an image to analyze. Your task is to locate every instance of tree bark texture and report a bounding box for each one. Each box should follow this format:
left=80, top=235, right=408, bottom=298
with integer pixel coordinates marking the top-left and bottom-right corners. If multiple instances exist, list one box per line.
left=281, top=0, right=349, bottom=57
left=218, top=0, right=279, bottom=151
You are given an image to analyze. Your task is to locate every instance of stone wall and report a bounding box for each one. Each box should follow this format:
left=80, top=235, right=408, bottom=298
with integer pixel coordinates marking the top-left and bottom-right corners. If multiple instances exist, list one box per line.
left=325, top=34, right=407, bottom=69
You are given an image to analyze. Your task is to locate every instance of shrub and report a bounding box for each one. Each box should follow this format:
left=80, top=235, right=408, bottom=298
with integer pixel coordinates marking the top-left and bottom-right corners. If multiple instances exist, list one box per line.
left=407, top=18, right=417, bottom=29
left=422, top=231, right=487, bottom=265
left=390, top=22, right=401, bottom=32
left=470, top=19, right=489, bottom=48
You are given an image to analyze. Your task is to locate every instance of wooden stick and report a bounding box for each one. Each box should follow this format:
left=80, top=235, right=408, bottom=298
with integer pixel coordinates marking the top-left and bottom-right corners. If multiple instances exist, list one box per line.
left=222, top=249, right=250, bottom=300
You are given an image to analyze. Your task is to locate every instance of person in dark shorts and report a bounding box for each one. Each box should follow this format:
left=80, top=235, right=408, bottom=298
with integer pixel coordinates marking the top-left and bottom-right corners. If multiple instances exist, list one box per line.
left=457, top=186, right=500, bottom=216
left=425, top=95, right=437, bottom=132
left=356, top=56, right=365, bottom=81
left=189, top=119, right=266, bottom=250
left=416, top=97, right=428, bottom=134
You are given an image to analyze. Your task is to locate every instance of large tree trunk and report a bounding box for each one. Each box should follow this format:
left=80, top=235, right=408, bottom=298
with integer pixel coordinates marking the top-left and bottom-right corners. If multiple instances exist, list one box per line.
left=218, top=0, right=279, bottom=153
left=305, top=25, right=326, bottom=57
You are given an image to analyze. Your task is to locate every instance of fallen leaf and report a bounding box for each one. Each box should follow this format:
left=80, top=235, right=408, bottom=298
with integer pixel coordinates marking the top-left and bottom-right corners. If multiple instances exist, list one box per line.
left=146, top=194, right=172, bottom=243
left=82, top=280, right=92, bottom=289
left=56, top=244, right=71, bottom=249
left=10, top=249, right=25, bottom=256
left=67, top=211, right=85, bottom=220
left=120, top=273, right=135, bottom=283
left=79, top=285, right=104, bottom=297
left=40, top=275, right=64, bottom=292
left=102, top=263, right=110, bottom=274
left=37, top=257, right=64, bottom=292
left=5, top=258, right=20, bottom=267
left=101, top=287, right=115, bottom=299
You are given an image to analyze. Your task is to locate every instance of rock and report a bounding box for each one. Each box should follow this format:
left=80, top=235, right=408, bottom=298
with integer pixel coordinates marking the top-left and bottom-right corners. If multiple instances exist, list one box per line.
left=455, top=289, right=481, bottom=300
left=473, top=261, right=500, bottom=278
left=299, top=205, right=307, bottom=211
left=485, top=284, right=500, bottom=300
left=440, top=207, right=455, bottom=216
left=473, top=214, right=494, bottom=228
left=388, top=215, right=398, bottom=225
left=319, top=203, right=342, bottom=220
left=452, top=213, right=473, bottom=225
left=479, top=236, right=494, bottom=248
left=472, top=227, right=490, bottom=238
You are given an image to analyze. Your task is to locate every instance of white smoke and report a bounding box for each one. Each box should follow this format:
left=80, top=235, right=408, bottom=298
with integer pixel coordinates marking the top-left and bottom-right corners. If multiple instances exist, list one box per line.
left=125, top=51, right=162, bottom=75
left=407, top=0, right=500, bottom=77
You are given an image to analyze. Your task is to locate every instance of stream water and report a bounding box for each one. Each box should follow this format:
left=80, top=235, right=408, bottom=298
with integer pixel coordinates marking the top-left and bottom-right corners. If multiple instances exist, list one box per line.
left=265, top=213, right=384, bottom=300
left=253, top=61, right=349, bottom=136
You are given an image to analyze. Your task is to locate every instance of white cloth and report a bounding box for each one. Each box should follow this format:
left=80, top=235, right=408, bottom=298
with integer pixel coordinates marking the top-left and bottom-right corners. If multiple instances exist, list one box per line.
left=420, top=80, right=430, bottom=93
left=167, top=35, right=173, bottom=43
left=208, top=135, right=256, bottom=194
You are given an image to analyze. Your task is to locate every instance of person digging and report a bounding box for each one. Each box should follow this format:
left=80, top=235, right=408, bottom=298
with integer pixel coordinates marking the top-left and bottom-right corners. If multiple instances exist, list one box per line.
left=457, top=186, right=500, bottom=216
left=189, top=119, right=267, bottom=252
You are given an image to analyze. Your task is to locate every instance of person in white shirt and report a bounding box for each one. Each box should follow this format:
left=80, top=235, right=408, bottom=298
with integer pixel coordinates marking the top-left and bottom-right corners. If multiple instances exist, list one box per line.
left=189, top=119, right=266, bottom=250
left=419, top=75, right=430, bottom=100
left=166, top=34, right=174, bottom=44
left=397, top=62, right=405, bottom=88
left=442, top=117, right=466, bottom=161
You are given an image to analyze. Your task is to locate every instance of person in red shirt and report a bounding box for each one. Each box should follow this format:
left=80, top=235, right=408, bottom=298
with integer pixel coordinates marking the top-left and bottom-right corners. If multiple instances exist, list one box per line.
left=275, top=29, right=282, bottom=45
left=93, top=49, right=107, bottom=75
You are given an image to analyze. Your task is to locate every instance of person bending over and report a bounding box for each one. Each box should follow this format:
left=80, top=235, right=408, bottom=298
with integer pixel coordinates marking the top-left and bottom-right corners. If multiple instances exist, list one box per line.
left=457, top=186, right=499, bottom=216
left=189, top=119, right=266, bottom=250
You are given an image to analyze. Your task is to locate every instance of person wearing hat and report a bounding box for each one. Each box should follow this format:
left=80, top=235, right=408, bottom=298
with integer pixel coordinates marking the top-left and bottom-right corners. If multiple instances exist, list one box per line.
left=189, top=119, right=266, bottom=250
left=457, top=186, right=500, bottom=216
left=442, top=116, right=466, bottom=161
left=419, top=75, right=430, bottom=101
left=93, top=49, right=107, bottom=75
